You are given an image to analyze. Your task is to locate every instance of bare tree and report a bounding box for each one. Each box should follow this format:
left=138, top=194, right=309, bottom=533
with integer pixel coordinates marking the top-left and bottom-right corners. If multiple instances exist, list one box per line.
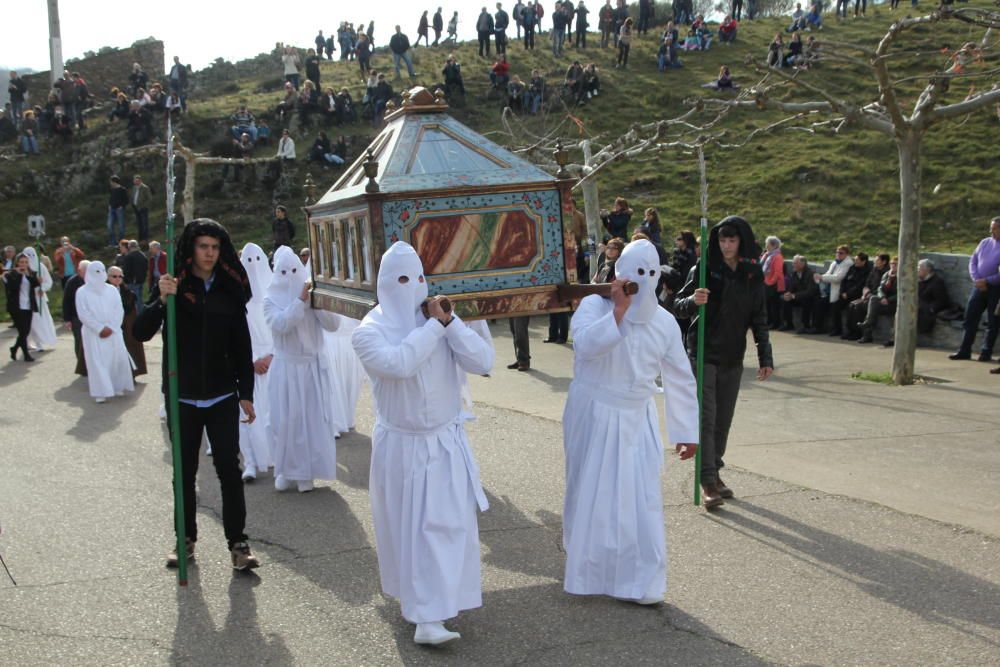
left=700, top=4, right=1000, bottom=385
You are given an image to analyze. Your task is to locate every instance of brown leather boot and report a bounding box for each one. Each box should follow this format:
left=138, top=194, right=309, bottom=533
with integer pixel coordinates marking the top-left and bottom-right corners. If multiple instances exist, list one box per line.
left=701, top=483, right=725, bottom=509
left=716, top=475, right=734, bottom=499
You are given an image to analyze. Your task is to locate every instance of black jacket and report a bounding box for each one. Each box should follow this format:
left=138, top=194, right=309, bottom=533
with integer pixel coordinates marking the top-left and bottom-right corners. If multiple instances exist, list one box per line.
left=62, top=273, right=85, bottom=322
left=109, top=185, right=129, bottom=209
left=389, top=33, right=411, bottom=54
left=919, top=273, right=949, bottom=313
left=674, top=216, right=773, bottom=368
left=433, top=11, right=444, bottom=31
left=3, top=271, right=39, bottom=314
left=840, top=260, right=871, bottom=302
left=272, top=217, right=296, bottom=248
left=133, top=275, right=253, bottom=402
left=876, top=271, right=898, bottom=303
left=121, top=249, right=148, bottom=284
left=785, top=265, right=818, bottom=301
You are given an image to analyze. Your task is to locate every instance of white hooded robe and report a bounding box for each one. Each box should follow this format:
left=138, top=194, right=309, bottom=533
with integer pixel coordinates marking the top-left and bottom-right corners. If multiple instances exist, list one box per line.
left=75, top=261, right=135, bottom=400
left=562, top=240, right=699, bottom=600
left=21, top=247, right=58, bottom=350
left=264, top=246, right=341, bottom=482
left=239, top=243, right=276, bottom=472
left=352, top=242, right=494, bottom=624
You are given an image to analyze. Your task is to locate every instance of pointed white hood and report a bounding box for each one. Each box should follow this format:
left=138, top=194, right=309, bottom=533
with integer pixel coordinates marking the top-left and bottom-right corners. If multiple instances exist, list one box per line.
left=376, top=242, right=429, bottom=333
left=240, top=242, right=273, bottom=304
left=267, top=245, right=306, bottom=309
left=84, top=260, right=109, bottom=288
left=614, top=240, right=661, bottom=323
left=21, top=246, right=42, bottom=273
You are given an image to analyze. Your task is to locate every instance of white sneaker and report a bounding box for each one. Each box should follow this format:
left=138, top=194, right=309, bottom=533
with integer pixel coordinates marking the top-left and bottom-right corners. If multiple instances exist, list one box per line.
left=297, top=480, right=315, bottom=493
left=158, top=404, right=167, bottom=420
left=614, top=594, right=664, bottom=605
left=274, top=475, right=292, bottom=492
left=414, top=622, right=461, bottom=645
left=242, top=466, right=257, bottom=482
left=95, top=397, right=107, bottom=404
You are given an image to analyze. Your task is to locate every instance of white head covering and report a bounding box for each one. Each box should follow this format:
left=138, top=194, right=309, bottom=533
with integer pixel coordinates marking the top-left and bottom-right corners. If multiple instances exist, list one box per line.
left=267, top=245, right=306, bottom=308
left=240, top=242, right=272, bottom=304
left=614, top=239, right=661, bottom=323
left=376, top=242, right=428, bottom=333
left=21, top=246, right=41, bottom=273
left=85, top=260, right=108, bottom=288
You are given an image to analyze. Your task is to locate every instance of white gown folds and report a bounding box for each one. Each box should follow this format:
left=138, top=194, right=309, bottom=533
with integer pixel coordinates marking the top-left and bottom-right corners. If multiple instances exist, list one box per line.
left=75, top=262, right=135, bottom=400
left=264, top=246, right=341, bottom=482
left=562, top=240, right=699, bottom=601
left=323, top=316, right=365, bottom=432
left=21, top=247, right=58, bottom=350
left=238, top=243, right=275, bottom=472
left=352, top=242, right=494, bottom=624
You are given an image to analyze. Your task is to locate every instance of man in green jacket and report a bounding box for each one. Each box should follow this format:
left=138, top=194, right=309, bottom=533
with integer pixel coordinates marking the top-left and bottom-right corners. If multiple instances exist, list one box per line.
left=131, top=174, right=153, bottom=242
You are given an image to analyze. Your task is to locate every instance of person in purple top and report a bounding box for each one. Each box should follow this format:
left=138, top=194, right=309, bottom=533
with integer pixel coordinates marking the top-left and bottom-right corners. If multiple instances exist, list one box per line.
left=950, top=216, right=1000, bottom=362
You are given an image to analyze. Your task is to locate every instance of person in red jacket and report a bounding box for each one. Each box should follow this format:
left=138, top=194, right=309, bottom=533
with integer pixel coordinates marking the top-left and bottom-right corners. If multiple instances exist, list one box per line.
left=760, top=235, right=785, bottom=328
left=146, top=240, right=168, bottom=302
left=53, top=236, right=86, bottom=289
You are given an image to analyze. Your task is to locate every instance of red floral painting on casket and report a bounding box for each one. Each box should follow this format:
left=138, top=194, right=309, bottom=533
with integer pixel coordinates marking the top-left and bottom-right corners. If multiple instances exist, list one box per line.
left=410, top=210, right=540, bottom=275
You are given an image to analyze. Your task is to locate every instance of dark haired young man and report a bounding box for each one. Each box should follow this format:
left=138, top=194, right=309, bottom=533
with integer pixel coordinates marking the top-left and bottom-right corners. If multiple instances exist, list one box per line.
left=674, top=216, right=773, bottom=508
left=134, top=219, right=260, bottom=570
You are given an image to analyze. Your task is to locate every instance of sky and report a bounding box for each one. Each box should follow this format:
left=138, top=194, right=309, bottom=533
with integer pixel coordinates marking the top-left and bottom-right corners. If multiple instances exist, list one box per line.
left=1, top=1, right=490, bottom=72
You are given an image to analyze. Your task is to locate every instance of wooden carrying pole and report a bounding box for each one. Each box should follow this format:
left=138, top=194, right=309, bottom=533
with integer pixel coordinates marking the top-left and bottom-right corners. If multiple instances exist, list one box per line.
left=694, top=146, right=709, bottom=506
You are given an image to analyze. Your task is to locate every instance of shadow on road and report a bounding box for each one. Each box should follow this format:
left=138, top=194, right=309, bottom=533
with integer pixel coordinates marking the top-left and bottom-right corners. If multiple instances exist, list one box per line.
left=53, top=379, right=148, bottom=442
left=480, top=490, right=564, bottom=581
left=335, top=429, right=373, bottom=490
left=171, top=570, right=294, bottom=664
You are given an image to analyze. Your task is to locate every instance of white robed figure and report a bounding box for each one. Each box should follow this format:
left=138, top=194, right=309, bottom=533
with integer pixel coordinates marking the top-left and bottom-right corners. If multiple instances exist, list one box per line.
left=264, top=246, right=342, bottom=493
left=352, top=242, right=494, bottom=646
left=75, top=261, right=135, bottom=403
left=323, top=316, right=365, bottom=432
left=562, top=239, right=699, bottom=604
left=239, top=243, right=276, bottom=480
left=21, top=246, right=58, bottom=350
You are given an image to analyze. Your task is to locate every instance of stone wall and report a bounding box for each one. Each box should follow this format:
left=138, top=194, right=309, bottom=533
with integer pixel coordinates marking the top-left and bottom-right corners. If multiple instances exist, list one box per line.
left=21, top=40, right=164, bottom=105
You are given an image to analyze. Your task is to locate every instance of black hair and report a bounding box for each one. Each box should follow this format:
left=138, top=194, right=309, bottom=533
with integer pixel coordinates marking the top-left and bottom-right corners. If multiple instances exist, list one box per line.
left=857, top=252, right=869, bottom=262
left=717, top=224, right=740, bottom=238
left=877, top=253, right=890, bottom=264
left=175, top=218, right=250, bottom=304
left=110, top=175, right=121, bottom=184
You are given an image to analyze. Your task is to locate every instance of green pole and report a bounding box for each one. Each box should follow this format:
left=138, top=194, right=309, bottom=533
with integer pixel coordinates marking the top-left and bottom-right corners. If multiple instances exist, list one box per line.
left=694, top=216, right=707, bottom=507
left=165, top=123, right=187, bottom=586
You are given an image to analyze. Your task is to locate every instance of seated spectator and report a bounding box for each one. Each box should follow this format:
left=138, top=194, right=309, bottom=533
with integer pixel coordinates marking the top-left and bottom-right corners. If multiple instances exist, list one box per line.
left=805, top=3, right=823, bottom=30
left=134, top=87, right=152, bottom=107
left=371, top=73, right=394, bottom=126
left=335, top=87, right=357, bottom=124
left=830, top=252, right=871, bottom=337
left=593, top=237, right=624, bottom=283
left=147, top=83, right=166, bottom=113
left=681, top=28, right=701, bottom=51
left=507, top=75, right=526, bottom=111
left=858, top=257, right=898, bottom=344
left=52, top=110, right=73, bottom=142
left=443, top=55, right=466, bottom=99
left=916, top=259, right=950, bottom=335
left=783, top=32, right=804, bottom=68
left=165, top=92, right=183, bottom=119
left=109, top=92, right=130, bottom=121
left=803, top=35, right=821, bottom=69
left=780, top=255, right=818, bottom=332
left=526, top=69, right=545, bottom=114
left=787, top=3, right=806, bottom=32
left=233, top=132, right=255, bottom=158
left=321, top=87, right=338, bottom=125
left=256, top=119, right=271, bottom=145
left=126, top=101, right=152, bottom=147
left=297, top=80, right=320, bottom=124
left=307, top=130, right=332, bottom=163
left=760, top=236, right=785, bottom=328
left=0, top=111, right=16, bottom=143
left=845, top=253, right=889, bottom=340
left=129, top=63, right=149, bottom=97
left=582, top=64, right=600, bottom=99
left=328, top=134, right=348, bottom=166
left=276, top=82, right=297, bottom=124
left=694, top=20, right=713, bottom=50
left=705, top=65, right=738, bottom=90
left=275, top=128, right=296, bottom=160
left=768, top=33, right=784, bottom=68
left=20, top=110, right=40, bottom=155
left=490, top=54, right=510, bottom=89
left=718, top=15, right=737, bottom=44
left=565, top=60, right=584, bottom=104
left=230, top=103, right=258, bottom=141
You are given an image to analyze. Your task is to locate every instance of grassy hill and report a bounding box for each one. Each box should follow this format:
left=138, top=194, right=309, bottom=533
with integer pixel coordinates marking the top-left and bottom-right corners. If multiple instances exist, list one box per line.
left=1, top=1, right=997, bottom=296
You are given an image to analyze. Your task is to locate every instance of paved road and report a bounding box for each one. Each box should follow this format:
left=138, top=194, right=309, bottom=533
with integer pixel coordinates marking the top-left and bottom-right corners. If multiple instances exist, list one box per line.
left=1, top=321, right=998, bottom=665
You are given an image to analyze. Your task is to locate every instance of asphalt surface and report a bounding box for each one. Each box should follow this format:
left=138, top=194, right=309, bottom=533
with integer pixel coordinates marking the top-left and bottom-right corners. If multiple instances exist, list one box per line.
left=1, top=319, right=998, bottom=665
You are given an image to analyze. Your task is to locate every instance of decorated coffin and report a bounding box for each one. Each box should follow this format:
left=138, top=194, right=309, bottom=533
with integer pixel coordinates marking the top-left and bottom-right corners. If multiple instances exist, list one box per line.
left=304, top=87, right=579, bottom=321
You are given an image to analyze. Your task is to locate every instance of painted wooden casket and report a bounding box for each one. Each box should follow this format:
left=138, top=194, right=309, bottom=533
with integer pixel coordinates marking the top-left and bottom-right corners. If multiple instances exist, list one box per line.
left=304, top=87, right=579, bottom=320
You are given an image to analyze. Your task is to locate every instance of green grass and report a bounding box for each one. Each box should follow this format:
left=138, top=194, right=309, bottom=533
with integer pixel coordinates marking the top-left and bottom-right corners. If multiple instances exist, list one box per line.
left=851, top=370, right=896, bottom=384
left=1, top=2, right=997, bottom=280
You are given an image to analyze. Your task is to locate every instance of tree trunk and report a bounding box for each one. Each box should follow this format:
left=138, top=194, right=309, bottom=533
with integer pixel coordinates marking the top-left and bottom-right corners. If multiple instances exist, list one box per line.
left=182, top=155, right=196, bottom=224
left=892, top=132, right=922, bottom=385
left=580, top=140, right=601, bottom=279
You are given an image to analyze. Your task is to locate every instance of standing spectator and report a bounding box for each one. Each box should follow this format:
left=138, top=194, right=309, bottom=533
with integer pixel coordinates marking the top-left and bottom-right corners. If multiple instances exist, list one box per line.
left=389, top=26, right=417, bottom=79
left=612, top=0, right=628, bottom=46
left=552, top=4, right=567, bottom=56
left=53, top=236, right=86, bottom=289
left=638, top=0, right=651, bottom=34
left=276, top=129, right=296, bottom=160
left=858, top=257, right=898, bottom=344
left=315, top=30, right=327, bottom=59
left=63, top=259, right=90, bottom=375
left=304, top=48, right=322, bottom=90
left=598, top=0, right=614, bottom=48
left=325, top=33, right=336, bottom=61
left=147, top=241, right=168, bottom=302
left=356, top=33, right=373, bottom=76
left=282, top=46, right=301, bottom=89
left=780, top=255, right=818, bottom=331
left=575, top=1, right=590, bottom=48
left=477, top=7, right=496, bottom=57
left=367, top=20, right=376, bottom=44
left=810, top=244, right=851, bottom=334
left=513, top=1, right=526, bottom=39
left=129, top=63, right=149, bottom=98
left=616, top=17, right=633, bottom=67
left=121, top=240, right=148, bottom=308
left=417, top=11, right=431, bottom=47
left=131, top=175, right=152, bottom=242
left=525, top=69, right=545, bottom=113
left=3, top=245, right=16, bottom=271
left=732, top=0, right=744, bottom=21
left=8, top=72, right=27, bottom=130
left=448, top=11, right=460, bottom=44
left=272, top=205, right=296, bottom=252
left=507, top=316, right=531, bottom=371
left=495, top=3, right=510, bottom=54
left=168, top=56, right=189, bottom=111
left=108, top=175, right=128, bottom=247
left=433, top=7, right=445, bottom=46
left=637, top=207, right=662, bottom=246
left=951, top=217, right=1000, bottom=361
left=20, top=110, right=39, bottom=155
left=57, top=71, right=77, bottom=128
left=443, top=55, right=466, bottom=98
left=126, top=101, right=152, bottom=147
left=4, top=253, right=40, bottom=362
left=600, top=197, right=633, bottom=240
left=107, top=264, right=147, bottom=375
left=522, top=2, right=537, bottom=49
left=829, top=252, right=871, bottom=337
